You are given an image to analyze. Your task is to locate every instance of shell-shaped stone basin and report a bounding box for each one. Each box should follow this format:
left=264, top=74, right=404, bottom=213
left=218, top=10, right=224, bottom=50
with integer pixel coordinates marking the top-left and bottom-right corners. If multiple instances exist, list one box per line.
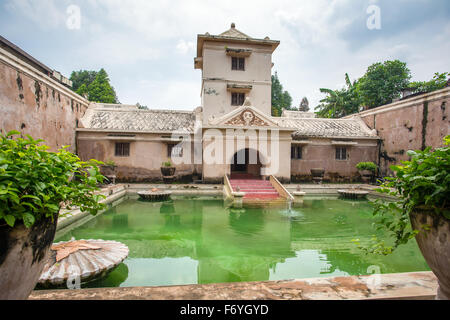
left=38, top=239, right=129, bottom=288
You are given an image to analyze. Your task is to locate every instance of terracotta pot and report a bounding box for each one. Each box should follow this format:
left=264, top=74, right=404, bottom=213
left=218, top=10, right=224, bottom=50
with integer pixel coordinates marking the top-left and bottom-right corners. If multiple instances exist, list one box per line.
left=100, top=165, right=117, bottom=177
left=358, top=170, right=374, bottom=183
left=310, top=168, right=325, bottom=184
left=310, top=168, right=325, bottom=177
left=409, top=209, right=450, bottom=300
left=161, top=166, right=176, bottom=176
left=0, top=213, right=58, bottom=299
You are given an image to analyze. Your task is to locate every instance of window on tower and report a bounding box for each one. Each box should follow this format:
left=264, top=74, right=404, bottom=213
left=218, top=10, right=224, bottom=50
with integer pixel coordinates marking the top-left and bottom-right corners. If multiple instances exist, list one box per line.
left=231, top=57, right=245, bottom=71
left=231, top=92, right=245, bottom=106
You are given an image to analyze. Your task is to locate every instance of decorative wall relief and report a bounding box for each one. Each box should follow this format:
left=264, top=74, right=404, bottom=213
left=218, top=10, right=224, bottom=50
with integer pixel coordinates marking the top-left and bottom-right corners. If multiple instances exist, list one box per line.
left=225, top=110, right=270, bottom=126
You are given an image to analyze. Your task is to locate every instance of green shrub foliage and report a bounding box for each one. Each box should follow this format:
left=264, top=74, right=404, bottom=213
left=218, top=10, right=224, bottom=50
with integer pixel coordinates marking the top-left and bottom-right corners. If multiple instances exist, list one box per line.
left=356, top=162, right=377, bottom=172
left=354, top=136, right=450, bottom=255
left=162, top=160, right=173, bottom=167
left=0, top=131, right=106, bottom=228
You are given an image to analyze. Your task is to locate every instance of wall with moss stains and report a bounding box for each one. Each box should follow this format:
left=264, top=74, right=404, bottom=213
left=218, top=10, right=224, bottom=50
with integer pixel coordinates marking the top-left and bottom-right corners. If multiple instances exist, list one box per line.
left=290, top=138, right=379, bottom=182
left=346, top=88, right=450, bottom=175
left=0, top=47, right=89, bottom=153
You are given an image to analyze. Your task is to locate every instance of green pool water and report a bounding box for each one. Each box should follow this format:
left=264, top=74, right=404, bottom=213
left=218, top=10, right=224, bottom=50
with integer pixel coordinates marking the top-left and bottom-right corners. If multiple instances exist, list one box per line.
left=55, top=196, right=429, bottom=288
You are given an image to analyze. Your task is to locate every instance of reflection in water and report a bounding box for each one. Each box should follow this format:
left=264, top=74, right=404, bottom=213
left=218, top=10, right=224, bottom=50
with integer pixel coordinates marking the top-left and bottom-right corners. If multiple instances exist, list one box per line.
left=112, top=213, right=129, bottom=231
left=160, top=200, right=176, bottom=214
left=228, top=207, right=265, bottom=235
left=332, top=213, right=348, bottom=225
left=160, top=201, right=181, bottom=227
left=56, top=198, right=430, bottom=288
left=310, top=199, right=326, bottom=209
left=86, top=263, right=129, bottom=288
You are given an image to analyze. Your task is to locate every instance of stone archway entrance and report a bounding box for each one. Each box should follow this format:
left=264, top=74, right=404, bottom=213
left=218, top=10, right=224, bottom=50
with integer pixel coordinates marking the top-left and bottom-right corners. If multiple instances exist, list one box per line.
left=230, top=148, right=263, bottom=179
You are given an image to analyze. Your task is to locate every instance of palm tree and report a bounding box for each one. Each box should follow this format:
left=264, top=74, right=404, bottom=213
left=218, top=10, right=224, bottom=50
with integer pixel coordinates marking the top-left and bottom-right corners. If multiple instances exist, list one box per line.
left=316, top=73, right=362, bottom=118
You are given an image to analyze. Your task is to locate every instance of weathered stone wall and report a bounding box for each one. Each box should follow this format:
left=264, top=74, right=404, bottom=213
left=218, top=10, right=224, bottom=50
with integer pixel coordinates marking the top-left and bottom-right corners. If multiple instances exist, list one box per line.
left=290, top=138, right=379, bottom=182
left=0, top=46, right=89, bottom=152
left=77, top=131, right=196, bottom=182
left=347, top=88, right=450, bottom=175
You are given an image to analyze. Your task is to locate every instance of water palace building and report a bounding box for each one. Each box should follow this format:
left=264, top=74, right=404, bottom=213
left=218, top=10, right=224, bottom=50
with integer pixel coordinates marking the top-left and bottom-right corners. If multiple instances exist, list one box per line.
left=75, top=24, right=379, bottom=183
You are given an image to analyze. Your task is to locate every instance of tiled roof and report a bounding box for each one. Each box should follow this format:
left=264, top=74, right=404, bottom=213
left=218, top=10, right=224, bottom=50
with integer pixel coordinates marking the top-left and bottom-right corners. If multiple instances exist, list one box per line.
left=276, top=117, right=378, bottom=139
left=219, top=27, right=250, bottom=39
left=281, top=110, right=316, bottom=119
left=80, top=104, right=377, bottom=139
left=81, top=104, right=196, bottom=133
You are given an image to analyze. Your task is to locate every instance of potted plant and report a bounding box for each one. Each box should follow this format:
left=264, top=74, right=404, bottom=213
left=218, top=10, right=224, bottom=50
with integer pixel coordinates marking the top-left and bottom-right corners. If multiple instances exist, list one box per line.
left=354, top=136, right=450, bottom=299
left=101, top=160, right=117, bottom=175
left=356, top=162, right=377, bottom=183
left=161, top=159, right=176, bottom=177
left=310, top=168, right=325, bottom=184
left=0, top=131, right=106, bottom=299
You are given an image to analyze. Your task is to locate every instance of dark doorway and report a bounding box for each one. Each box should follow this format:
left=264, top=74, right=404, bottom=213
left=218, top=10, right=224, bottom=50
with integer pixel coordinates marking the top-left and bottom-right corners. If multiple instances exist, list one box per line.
left=230, top=149, right=262, bottom=179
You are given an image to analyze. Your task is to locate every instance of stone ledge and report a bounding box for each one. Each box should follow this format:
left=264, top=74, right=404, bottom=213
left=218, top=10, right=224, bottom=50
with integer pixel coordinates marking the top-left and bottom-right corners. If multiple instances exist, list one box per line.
left=57, top=185, right=127, bottom=231
left=28, top=271, right=437, bottom=300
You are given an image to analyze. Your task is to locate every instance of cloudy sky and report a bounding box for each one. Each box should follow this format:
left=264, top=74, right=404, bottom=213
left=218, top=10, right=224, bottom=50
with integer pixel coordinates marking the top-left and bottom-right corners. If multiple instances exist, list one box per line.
left=1, top=0, right=449, bottom=110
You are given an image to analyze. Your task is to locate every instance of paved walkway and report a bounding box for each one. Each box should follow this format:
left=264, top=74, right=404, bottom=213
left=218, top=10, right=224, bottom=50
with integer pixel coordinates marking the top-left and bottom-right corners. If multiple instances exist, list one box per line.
left=29, top=271, right=437, bottom=300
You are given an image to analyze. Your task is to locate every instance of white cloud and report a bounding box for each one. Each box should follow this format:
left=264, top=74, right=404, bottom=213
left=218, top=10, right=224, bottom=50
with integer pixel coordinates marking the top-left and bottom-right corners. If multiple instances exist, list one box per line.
left=121, top=79, right=200, bottom=110
left=2, top=0, right=449, bottom=111
left=176, top=40, right=195, bottom=55
left=73, top=32, right=161, bottom=65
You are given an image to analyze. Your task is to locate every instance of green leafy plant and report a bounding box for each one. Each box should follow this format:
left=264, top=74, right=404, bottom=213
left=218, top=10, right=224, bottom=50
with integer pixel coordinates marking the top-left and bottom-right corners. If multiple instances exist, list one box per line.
left=0, top=131, right=106, bottom=228
left=162, top=160, right=172, bottom=167
left=70, top=69, right=119, bottom=103
left=356, top=162, right=377, bottom=172
left=354, top=136, right=450, bottom=255
left=316, top=73, right=362, bottom=118
left=271, top=71, right=293, bottom=117
left=357, top=60, right=411, bottom=109
left=409, top=72, right=449, bottom=94
left=104, top=160, right=116, bottom=167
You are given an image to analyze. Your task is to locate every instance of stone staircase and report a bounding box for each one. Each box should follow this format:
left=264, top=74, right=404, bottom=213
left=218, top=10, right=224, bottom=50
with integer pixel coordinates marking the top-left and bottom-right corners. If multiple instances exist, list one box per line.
left=229, top=175, right=282, bottom=201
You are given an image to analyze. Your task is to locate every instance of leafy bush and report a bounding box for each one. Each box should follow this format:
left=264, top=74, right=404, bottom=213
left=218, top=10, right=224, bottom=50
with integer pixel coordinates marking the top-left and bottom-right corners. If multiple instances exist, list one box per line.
left=354, top=136, right=450, bottom=255
left=356, top=162, right=377, bottom=172
left=409, top=72, right=449, bottom=94
left=0, top=131, right=106, bottom=228
left=104, top=160, right=116, bottom=167
left=162, top=160, right=173, bottom=167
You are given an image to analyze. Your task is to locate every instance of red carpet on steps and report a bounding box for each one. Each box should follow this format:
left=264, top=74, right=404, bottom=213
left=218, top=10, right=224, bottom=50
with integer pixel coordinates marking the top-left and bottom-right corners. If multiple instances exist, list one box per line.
left=229, top=176, right=280, bottom=200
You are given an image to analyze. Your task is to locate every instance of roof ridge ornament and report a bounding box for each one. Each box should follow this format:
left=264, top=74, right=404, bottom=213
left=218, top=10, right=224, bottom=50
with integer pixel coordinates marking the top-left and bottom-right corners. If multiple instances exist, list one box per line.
left=231, top=22, right=236, bottom=28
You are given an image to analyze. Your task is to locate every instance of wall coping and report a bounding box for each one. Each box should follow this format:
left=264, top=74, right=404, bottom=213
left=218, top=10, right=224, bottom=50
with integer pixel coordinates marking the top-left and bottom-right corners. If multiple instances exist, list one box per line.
left=29, top=271, right=437, bottom=300
left=0, top=46, right=89, bottom=107
left=343, top=87, right=450, bottom=119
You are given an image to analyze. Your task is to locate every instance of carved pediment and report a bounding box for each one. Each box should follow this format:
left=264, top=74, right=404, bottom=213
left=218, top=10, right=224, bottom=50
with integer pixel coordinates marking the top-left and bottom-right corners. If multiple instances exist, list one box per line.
left=224, top=110, right=270, bottom=126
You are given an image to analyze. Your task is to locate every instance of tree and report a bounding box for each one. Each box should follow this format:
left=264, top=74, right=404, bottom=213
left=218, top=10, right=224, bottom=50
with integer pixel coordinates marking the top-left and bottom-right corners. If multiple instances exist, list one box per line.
left=70, top=69, right=119, bottom=103
left=86, top=69, right=119, bottom=103
left=357, top=60, right=411, bottom=109
left=316, top=73, right=362, bottom=118
left=271, top=72, right=292, bottom=116
left=314, top=60, right=446, bottom=118
left=409, top=72, right=449, bottom=94
left=76, top=83, right=88, bottom=98
left=70, top=70, right=97, bottom=93
left=299, top=97, right=309, bottom=112
left=136, top=103, right=149, bottom=110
